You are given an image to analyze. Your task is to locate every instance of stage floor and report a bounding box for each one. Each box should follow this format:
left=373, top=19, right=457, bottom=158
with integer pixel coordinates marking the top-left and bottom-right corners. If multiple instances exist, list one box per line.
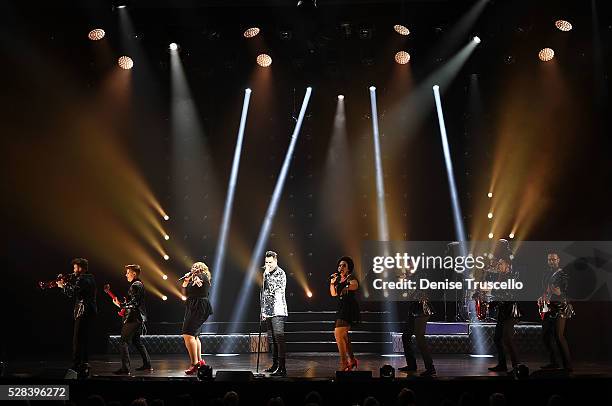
left=7, top=353, right=612, bottom=380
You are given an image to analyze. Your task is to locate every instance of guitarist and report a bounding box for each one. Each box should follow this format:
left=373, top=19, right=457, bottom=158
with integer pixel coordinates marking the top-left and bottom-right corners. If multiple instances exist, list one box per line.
left=539, top=252, right=573, bottom=371
left=112, top=264, right=152, bottom=374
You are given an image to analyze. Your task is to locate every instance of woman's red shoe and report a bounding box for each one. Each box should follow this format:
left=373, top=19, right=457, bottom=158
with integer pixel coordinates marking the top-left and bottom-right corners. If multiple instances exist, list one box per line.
left=184, top=364, right=198, bottom=375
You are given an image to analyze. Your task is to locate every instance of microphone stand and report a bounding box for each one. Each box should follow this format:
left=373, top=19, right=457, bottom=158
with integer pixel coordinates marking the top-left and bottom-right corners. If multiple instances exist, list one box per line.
left=254, top=270, right=266, bottom=377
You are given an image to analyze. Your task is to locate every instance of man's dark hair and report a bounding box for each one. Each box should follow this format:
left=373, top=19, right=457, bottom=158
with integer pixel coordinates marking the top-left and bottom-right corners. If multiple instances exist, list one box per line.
left=125, top=264, right=141, bottom=277
left=265, top=251, right=278, bottom=259
left=71, top=258, right=89, bottom=271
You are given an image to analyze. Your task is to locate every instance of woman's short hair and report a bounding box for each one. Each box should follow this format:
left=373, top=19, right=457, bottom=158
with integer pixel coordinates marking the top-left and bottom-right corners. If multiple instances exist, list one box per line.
left=337, top=256, right=355, bottom=273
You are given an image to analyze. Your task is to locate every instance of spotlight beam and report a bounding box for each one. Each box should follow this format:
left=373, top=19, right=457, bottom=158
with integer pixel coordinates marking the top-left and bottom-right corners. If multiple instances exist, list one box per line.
left=229, top=87, right=313, bottom=331
left=208, top=88, right=252, bottom=318
left=369, top=86, right=389, bottom=241
left=433, top=85, right=467, bottom=244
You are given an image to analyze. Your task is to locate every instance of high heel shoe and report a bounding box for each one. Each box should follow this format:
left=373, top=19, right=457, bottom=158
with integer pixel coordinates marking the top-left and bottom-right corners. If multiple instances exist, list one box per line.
left=198, top=359, right=206, bottom=366
left=184, top=364, right=199, bottom=375
left=348, top=358, right=359, bottom=371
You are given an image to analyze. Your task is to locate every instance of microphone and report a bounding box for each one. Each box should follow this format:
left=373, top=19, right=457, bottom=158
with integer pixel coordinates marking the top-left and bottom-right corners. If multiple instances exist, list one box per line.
left=329, top=272, right=340, bottom=280
left=178, top=272, right=191, bottom=282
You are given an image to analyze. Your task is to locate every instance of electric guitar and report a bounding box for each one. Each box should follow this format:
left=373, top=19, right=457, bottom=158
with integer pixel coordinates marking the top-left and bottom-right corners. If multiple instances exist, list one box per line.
left=103, top=284, right=126, bottom=317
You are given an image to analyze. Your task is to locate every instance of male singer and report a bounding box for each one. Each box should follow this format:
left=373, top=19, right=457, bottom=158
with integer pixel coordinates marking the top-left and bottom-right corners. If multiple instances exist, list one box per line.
left=261, top=250, right=288, bottom=377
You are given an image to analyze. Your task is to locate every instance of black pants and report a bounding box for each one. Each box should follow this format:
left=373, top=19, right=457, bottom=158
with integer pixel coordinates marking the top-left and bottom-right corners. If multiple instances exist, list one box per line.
left=542, top=315, right=572, bottom=368
left=401, top=315, right=434, bottom=370
left=266, top=316, right=286, bottom=361
left=494, top=317, right=518, bottom=368
left=72, top=313, right=94, bottom=371
left=119, top=320, right=151, bottom=370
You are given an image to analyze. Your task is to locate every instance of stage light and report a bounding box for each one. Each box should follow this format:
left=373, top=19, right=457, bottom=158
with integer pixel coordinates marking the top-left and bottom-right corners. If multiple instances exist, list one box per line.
left=116, top=4, right=127, bottom=9
left=256, top=54, right=272, bottom=67
left=163, top=254, right=170, bottom=260
left=433, top=85, right=467, bottom=244
left=338, top=94, right=344, bottom=100
left=369, top=86, right=376, bottom=91
left=230, top=87, right=312, bottom=331
left=488, top=212, right=493, bottom=219
left=164, top=234, right=170, bottom=240
left=118, top=55, right=134, bottom=70
left=169, top=42, right=178, bottom=51
left=393, top=24, right=410, bottom=36
left=162, top=295, right=168, bottom=301
left=243, top=27, right=260, bottom=38
left=306, top=291, right=313, bottom=298
left=394, top=51, right=411, bottom=64
left=538, top=48, right=555, bottom=62
left=488, top=232, right=494, bottom=239
left=208, top=87, right=252, bottom=317
left=509, top=233, right=515, bottom=239
left=164, top=215, right=170, bottom=221
left=473, top=36, right=481, bottom=44
left=162, top=274, right=168, bottom=280
left=380, top=364, right=395, bottom=379
left=555, top=20, right=572, bottom=32
left=181, top=295, right=187, bottom=301
left=88, top=28, right=105, bottom=41
left=487, top=192, right=493, bottom=198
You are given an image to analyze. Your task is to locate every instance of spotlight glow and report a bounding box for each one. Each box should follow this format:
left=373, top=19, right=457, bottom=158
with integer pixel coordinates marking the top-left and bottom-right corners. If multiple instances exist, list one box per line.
left=487, top=212, right=493, bottom=219
left=487, top=192, right=493, bottom=198
left=169, top=42, right=178, bottom=51
left=88, top=28, right=105, bottom=41
left=394, top=51, right=411, bottom=64
left=181, top=295, right=187, bottom=301
left=163, top=215, right=170, bottom=221
left=393, top=24, right=410, bottom=36
left=118, top=55, right=134, bottom=70
left=162, top=274, right=168, bottom=280
left=243, top=27, right=260, bottom=38
left=509, top=233, right=515, bottom=239
left=256, top=54, right=272, bottom=67
left=488, top=232, right=494, bottom=239
left=473, top=36, right=481, bottom=44
left=555, top=20, right=572, bottom=32
left=538, top=48, right=555, bottom=62
left=162, top=295, right=168, bottom=301
left=164, top=234, right=170, bottom=240
left=163, top=254, right=170, bottom=260
left=306, top=291, right=313, bottom=298
left=369, top=86, right=376, bottom=91
left=337, top=94, right=344, bottom=100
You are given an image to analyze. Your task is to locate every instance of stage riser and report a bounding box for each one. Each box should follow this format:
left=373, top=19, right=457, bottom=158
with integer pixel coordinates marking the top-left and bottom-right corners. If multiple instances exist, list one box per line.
left=108, top=325, right=544, bottom=354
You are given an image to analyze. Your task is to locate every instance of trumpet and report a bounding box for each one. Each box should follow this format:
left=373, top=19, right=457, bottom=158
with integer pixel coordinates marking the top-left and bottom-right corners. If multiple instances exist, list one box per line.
left=38, top=273, right=76, bottom=290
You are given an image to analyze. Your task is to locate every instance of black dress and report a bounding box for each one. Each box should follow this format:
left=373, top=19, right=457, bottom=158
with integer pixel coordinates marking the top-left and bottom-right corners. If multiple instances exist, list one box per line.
left=335, top=276, right=360, bottom=324
left=181, top=276, right=213, bottom=336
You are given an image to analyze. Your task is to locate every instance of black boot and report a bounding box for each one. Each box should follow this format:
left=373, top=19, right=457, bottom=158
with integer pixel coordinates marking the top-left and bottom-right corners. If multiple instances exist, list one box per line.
left=271, top=358, right=286, bottom=377
left=264, top=357, right=278, bottom=373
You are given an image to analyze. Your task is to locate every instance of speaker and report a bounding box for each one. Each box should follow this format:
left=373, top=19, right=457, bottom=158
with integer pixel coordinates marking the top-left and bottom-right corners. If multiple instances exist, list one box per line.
left=215, top=371, right=254, bottom=382
left=39, top=368, right=79, bottom=379
left=335, top=370, right=373, bottom=381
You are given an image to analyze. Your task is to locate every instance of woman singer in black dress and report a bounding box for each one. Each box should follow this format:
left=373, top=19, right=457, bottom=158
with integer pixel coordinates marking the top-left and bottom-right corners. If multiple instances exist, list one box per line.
left=181, top=262, right=213, bottom=375
left=329, top=256, right=360, bottom=371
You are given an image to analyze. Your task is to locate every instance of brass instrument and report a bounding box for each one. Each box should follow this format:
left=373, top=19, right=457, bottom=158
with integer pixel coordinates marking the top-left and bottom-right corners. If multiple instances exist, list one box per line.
left=38, top=272, right=77, bottom=290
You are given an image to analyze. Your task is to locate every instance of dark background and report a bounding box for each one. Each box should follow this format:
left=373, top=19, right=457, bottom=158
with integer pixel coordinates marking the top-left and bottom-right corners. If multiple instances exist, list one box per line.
left=1, top=0, right=611, bottom=361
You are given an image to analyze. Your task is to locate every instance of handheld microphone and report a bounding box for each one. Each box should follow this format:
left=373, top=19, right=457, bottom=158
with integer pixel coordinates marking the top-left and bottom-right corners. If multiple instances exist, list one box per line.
left=329, top=272, right=340, bottom=280
left=178, top=273, right=191, bottom=281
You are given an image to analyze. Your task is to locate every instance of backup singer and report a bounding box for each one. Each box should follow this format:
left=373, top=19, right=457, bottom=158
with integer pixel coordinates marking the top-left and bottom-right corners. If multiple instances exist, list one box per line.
left=113, top=265, right=152, bottom=375
left=181, top=262, right=213, bottom=375
left=539, top=252, right=573, bottom=371
left=330, top=256, right=360, bottom=371
left=57, top=258, right=97, bottom=378
left=261, top=251, right=288, bottom=377
left=488, top=257, right=521, bottom=374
